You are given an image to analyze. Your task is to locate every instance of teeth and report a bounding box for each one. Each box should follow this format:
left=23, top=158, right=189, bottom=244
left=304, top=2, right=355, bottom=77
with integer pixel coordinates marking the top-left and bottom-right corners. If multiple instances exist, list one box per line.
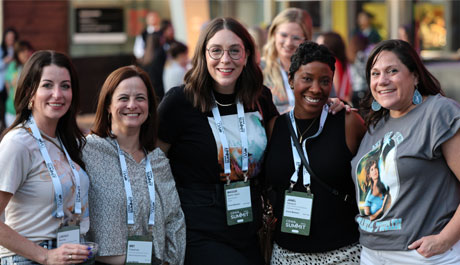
left=380, top=90, right=394, bottom=94
left=125, top=114, right=139, bottom=116
left=49, top=103, right=63, bottom=107
left=304, top=96, right=320, bottom=103
left=219, top=69, right=232, bottom=73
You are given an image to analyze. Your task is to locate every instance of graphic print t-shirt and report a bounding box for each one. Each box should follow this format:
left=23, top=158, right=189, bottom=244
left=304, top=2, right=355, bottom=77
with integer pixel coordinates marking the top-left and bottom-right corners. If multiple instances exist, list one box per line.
left=351, top=94, right=460, bottom=250
left=158, top=86, right=278, bottom=185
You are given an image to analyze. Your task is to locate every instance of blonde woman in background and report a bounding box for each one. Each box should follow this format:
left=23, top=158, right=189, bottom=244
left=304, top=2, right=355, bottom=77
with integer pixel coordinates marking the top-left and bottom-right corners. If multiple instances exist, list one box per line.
left=262, top=8, right=313, bottom=114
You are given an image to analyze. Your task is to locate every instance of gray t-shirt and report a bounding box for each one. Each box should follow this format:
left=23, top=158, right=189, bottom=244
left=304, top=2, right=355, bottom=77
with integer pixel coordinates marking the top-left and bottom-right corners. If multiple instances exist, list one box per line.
left=351, top=94, right=460, bottom=250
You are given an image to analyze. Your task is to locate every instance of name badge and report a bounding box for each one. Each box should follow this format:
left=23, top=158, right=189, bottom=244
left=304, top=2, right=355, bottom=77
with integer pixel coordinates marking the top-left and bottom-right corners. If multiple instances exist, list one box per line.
left=125, top=235, right=153, bottom=265
left=281, top=191, right=313, bottom=236
left=224, top=181, right=253, bottom=226
left=57, top=225, right=80, bottom=247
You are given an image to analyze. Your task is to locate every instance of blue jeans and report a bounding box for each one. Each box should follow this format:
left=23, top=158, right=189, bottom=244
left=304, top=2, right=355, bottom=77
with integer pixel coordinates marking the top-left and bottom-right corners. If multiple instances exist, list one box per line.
left=1, top=240, right=56, bottom=265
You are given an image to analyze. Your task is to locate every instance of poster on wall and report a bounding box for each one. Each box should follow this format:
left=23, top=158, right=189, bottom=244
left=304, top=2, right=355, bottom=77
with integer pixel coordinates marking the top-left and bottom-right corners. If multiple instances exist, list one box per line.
left=73, top=8, right=127, bottom=44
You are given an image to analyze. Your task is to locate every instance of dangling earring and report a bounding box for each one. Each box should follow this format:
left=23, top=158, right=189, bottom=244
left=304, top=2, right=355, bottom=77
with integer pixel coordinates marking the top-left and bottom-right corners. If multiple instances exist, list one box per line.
left=371, top=100, right=381, bottom=111
left=28, top=101, right=33, bottom=110
left=412, top=86, right=422, bottom=105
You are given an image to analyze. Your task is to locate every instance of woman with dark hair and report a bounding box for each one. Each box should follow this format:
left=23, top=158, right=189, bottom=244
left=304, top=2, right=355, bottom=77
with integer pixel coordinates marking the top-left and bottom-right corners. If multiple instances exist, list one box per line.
left=157, top=17, right=278, bottom=265
left=317, top=32, right=352, bottom=102
left=83, top=65, right=185, bottom=265
left=0, top=50, right=91, bottom=264
left=351, top=39, right=460, bottom=264
left=0, top=28, right=18, bottom=130
left=363, top=160, right=389, bottom=221
left=265, top=41, right=365, bottom=264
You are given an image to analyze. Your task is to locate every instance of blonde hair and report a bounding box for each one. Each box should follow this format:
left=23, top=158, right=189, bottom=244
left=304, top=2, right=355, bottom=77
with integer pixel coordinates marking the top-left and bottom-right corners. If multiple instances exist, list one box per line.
left=262, top=8, right=313, bottom=95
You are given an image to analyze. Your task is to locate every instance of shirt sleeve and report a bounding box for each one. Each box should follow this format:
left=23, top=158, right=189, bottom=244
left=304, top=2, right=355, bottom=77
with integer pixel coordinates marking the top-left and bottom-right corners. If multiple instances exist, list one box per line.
left=133, top=35, right=145, bottom=59
left=0, top=131, right=31, bottom=194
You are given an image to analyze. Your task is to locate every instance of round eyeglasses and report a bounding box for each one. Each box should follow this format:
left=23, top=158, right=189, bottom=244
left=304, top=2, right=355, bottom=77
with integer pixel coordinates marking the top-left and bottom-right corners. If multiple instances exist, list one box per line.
left=207, top=46, right=244, bottom=60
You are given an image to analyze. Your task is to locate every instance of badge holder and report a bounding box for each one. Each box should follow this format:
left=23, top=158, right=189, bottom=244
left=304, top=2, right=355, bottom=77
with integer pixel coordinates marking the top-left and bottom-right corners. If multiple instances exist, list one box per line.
left=125, top=235, right=153, bottom=265
left=224, top=174, right=253, bottom=226
left=57, top=217, right=81, bottom=247
left=281, top=183, right=313, bottom=236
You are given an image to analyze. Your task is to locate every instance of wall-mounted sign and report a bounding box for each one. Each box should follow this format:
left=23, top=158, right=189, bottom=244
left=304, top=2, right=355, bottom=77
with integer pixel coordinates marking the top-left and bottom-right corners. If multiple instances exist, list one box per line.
left=73, top=7, right=127, bottom=44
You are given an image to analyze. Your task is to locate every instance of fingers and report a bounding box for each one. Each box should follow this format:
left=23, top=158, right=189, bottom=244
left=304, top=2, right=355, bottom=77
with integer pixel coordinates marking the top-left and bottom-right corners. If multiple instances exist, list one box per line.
left=408, top=238, right=423, bottom=250
left=48, top=244, right=92, bottom=264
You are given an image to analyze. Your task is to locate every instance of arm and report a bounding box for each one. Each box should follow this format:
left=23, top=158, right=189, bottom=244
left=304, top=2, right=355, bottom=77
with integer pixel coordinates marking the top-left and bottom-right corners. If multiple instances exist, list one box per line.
left=0, top=192, right=90, bottom=264
left=368, top=194, right=389, bottom=221
left=266, top=116, right=277, bottom=142
left=345, top=111, right=366, bottom=155
left=408, top=129, right=460, bottom=257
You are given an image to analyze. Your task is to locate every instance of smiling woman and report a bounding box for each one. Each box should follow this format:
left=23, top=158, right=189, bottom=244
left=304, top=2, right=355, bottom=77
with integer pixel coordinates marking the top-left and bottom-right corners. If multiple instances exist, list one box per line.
left=83, top=65, right=185, bottom=265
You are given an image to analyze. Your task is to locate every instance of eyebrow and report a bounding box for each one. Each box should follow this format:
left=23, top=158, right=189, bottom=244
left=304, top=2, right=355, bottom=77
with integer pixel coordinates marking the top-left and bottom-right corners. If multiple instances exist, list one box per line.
left=41, top=79, right=70, bottom=83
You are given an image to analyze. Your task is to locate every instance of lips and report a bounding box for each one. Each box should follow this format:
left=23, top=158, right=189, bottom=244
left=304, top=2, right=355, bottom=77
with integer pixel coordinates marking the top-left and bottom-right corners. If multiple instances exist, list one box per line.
left=378, top=89, right=396, bottom=94
left=122, top=113, right=140, bottom=117
left=217, top=68, right=233, bottom=74
left=303, top=95, right=321, bottom=103
left=48, top=103, right=64, bottom=107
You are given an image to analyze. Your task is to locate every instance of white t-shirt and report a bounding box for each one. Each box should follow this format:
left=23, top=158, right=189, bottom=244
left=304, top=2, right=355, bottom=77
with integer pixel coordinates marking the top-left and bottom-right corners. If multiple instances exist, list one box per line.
left=0, top=125, right=89, bottom=257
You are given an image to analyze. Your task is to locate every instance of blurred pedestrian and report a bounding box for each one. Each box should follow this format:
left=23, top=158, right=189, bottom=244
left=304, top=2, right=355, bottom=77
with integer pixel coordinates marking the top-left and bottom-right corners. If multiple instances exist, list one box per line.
left=163, top=41, right=189, bottom=93
left=4, top=40, right=33, bottom=127
left=133, top=11, right=160, bottom=61
left=0, top=28, right=18, bottom=131
left=355, top=11, right=381, bottom=45
left=348, top=33, right=369, bottom=109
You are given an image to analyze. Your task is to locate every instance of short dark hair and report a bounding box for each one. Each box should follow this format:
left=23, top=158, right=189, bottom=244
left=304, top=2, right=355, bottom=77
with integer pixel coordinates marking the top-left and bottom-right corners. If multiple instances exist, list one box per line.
left=13, top=40, right=33, bottom=65
left=362, top=39, right=442, bottom=128
left=288, top=41, right=336, bottom=83
left=169, top=41, right=188, bottom=58
left=91, top=65, right=158, bottom=151
left=2, top=50, right=86, bottom=170
left=183, top=17, right=263, bottom=112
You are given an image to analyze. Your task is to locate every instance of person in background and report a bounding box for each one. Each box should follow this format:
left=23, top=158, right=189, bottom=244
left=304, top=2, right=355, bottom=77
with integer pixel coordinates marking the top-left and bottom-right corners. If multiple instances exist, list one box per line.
left=0, top=28, right=18, bottom=131
left=248, top=26, right=266, bottom=65
left=265, top=41, right=365, bottom=265
left=262, top=8, right=313, bottom=114
left=0, top=50, right=91, bottom=264
left=133, top=11, right=161, bottom=61
left=352, top=39, right=460, bottom=264
left=348, top=33, right=369, bottom=109
left=4, top=40, right=33, bottom=127
left=83, top=65, right=185, bottom=265
left=355, top=11, right=381, bottom=45
left=317, top=31, right=352, bottom=103
left=163, top=41, right=189, bottom=93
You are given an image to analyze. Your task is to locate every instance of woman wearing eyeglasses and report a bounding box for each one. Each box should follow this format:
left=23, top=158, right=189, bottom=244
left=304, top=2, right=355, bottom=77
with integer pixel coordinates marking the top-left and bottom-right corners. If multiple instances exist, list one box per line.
left=157, top=17, right=279, bottom=265
left=262, top=8, right=312, bottom=114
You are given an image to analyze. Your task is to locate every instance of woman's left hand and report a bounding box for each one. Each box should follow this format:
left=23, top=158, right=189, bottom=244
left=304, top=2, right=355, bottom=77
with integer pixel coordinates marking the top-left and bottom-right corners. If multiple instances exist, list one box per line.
left=408, top=234, right=452, bottom=258
left=327, top=98, right=356, bottom=115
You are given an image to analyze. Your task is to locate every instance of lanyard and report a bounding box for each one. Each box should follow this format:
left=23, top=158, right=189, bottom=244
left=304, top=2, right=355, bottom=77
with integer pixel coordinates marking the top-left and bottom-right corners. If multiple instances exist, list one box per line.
left=279, top=64, right=295, bottom=109
left=115, top=140, right=155, bottom=226
left=288, top=105, right=329, bottom=189
left=28, top=115, right=81, bottom=217
left=211, top=95, right=248, bottom=184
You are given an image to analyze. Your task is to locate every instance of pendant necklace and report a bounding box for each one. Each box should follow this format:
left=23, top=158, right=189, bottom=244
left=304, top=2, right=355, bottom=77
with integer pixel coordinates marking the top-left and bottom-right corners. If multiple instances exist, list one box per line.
left=296, top=116, right=318, bottom=143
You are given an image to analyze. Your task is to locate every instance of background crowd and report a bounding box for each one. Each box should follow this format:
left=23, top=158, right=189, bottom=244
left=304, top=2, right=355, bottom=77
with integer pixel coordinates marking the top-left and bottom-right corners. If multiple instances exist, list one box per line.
left=0, top=6, right=459, bottom=265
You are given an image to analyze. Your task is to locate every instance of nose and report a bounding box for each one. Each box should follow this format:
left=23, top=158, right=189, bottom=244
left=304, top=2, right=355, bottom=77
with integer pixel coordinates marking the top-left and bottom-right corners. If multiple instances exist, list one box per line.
left=127, top=98, right=137, bottom=109
left=309, top=80, right=322, bottom=94
left=378, top=73, right=390, bottom=86
left=220, top=50, right=231, bottom=63
left=52, top=85, right=63, bottom=98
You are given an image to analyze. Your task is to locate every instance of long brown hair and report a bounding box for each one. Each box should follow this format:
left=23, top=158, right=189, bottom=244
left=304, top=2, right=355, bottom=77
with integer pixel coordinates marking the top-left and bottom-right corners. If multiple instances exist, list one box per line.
left=2, top=50, right=86, bottom=170
left=91, top=65, right=158, bottom=151
left=183, top=17, right=262, bottom=112
left=363, top=39, right=442, bottom=129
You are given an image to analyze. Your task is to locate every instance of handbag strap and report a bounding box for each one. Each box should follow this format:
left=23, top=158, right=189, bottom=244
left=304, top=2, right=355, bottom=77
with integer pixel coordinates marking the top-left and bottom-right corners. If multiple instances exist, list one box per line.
left=284, top=114, right=352, bottom=203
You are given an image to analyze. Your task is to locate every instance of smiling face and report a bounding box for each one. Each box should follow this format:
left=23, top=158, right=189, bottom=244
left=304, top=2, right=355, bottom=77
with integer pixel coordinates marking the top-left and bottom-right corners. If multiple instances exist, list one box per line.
left=31, top=64, right=72, bottom=130
left=275, top=22, right=305, bottom=65
left=369, top=163, right=379, bottom=182
left=291, top=61, right=333, bottom=119
left=109, top=76, right=149, bottom=134
left=370, top=50, right=418, bottom=118
left=206, top=29, right=248, bottom=94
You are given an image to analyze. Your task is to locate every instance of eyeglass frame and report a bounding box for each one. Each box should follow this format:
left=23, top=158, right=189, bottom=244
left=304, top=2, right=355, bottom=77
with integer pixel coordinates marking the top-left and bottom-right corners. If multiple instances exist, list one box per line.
left=276, top=31, right=305, bottom=44
left=206, top=45, right=245, bottom=60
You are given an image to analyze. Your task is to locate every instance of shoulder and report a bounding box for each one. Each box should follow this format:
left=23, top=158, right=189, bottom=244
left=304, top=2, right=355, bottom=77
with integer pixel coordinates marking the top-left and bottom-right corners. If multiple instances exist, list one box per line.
left=159, top=85, right=187, bottom=107
left=83, top=135, right=115, bottom=159
left=0, top=127, right=31, bottom=152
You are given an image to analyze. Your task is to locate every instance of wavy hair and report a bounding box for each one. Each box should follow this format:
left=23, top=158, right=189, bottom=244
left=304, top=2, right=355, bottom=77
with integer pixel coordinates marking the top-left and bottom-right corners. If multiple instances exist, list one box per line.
left=91, top=65, right=158, bottom=151
left=363, top=39, right=442, bottom=129
left=184, top=17, right=263, bottom=112
left=2, top=50, right=86, bottom=170
left=262, top=8, right=313, bottom=94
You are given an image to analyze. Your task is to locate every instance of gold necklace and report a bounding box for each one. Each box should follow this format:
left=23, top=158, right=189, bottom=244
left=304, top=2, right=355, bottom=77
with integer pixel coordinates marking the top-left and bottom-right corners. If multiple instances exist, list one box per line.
left=296, top=117, right=318, bottom=143
left=215, top=99, right=234, bottom=107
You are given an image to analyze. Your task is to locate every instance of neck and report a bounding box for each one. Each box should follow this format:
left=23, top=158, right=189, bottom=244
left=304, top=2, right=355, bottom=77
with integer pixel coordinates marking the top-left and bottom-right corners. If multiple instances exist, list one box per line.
left=111, top=126, right=142, bottom=153
left=279, top=57, right=291, bottom=72
left=293, top=105, right=321, bottom=120
left=32, top=113, right=58, bottom=138
left=213, top=85, right=235, bottom=95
